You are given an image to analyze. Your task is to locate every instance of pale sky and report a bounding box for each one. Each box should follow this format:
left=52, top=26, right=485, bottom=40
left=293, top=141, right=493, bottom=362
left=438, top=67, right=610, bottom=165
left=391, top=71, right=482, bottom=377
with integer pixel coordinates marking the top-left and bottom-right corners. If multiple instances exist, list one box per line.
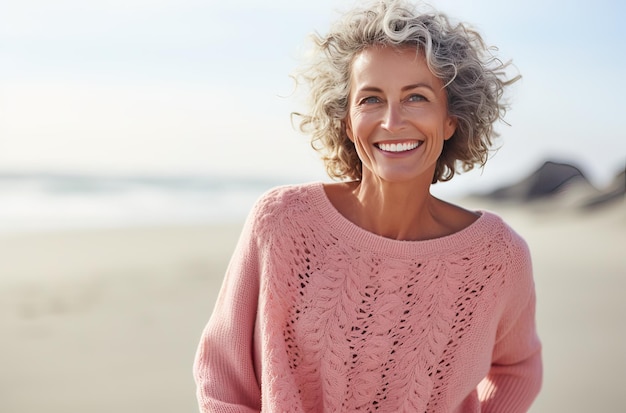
left=1, top=0, right=624, bottom=195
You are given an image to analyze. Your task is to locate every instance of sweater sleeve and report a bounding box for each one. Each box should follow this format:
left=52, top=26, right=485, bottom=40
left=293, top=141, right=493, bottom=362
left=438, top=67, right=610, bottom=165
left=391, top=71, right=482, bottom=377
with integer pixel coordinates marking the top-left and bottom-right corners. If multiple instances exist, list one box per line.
left=193, top=210, right=262, bottom=413
left=478, top=234, right=543, bottom=413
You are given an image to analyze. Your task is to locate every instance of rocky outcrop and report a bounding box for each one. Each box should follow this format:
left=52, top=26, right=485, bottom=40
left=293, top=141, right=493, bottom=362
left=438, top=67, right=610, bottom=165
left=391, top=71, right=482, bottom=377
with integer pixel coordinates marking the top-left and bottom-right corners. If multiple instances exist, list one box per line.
left=485, top=161, right=593, bottom=201
left=480, top=160, right=624, bottom=210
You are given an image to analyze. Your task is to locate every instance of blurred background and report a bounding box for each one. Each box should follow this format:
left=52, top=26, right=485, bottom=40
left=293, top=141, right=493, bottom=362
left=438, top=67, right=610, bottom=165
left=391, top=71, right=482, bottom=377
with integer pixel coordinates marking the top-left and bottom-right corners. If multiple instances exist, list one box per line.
left=0, top=0, right=624, bottom=412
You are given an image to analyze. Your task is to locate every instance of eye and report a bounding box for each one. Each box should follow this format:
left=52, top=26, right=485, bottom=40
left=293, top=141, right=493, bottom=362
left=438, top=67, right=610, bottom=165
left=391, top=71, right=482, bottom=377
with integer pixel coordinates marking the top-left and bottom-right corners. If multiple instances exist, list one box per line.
left=359, top=96, right=381, bottom=105
left=407, top=94, right=427, bottom=102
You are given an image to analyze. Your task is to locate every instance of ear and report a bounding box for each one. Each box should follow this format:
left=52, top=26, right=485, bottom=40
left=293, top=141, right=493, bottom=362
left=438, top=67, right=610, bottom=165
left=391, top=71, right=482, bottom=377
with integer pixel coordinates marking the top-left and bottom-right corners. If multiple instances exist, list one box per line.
left=344, top=117, right=355, bottom=142
left=444, top=115, right=457, bottom=141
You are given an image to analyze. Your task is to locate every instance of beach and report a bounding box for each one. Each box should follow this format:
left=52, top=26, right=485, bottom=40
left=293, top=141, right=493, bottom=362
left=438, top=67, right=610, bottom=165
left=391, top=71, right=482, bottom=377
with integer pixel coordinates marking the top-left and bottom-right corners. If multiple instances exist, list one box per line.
left=0, top=198, right=624, bottom=412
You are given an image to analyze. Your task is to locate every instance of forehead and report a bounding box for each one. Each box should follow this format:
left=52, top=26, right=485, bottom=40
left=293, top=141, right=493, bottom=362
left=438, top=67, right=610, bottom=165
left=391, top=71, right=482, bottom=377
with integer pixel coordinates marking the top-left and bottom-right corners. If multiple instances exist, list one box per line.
left=350, top=46, right=443, bottom=89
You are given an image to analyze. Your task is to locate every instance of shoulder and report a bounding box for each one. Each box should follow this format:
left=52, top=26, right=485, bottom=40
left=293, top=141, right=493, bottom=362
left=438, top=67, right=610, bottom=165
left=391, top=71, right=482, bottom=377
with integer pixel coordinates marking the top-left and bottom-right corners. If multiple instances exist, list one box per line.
left=435, top=208, right=532, bottom=275
left=481, top=211, right=531, bottom=260
left=253, top=182, right=319, bottom=214
left=478, top=211, right=534, bottom=290
left=247, top=182, right=325, bottom=229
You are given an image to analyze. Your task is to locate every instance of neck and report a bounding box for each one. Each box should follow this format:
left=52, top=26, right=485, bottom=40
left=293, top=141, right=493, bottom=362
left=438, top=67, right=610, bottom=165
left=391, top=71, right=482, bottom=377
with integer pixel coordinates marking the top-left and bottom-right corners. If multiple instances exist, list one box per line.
left=350, top=174, right=441, bottom=241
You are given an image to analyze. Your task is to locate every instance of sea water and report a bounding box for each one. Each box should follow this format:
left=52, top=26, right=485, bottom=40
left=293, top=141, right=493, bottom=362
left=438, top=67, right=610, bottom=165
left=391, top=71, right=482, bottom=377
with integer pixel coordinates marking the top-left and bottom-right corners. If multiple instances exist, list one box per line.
left=0, top=172, right=285, bottom=233
left=0, top=168, right=523, bottom=233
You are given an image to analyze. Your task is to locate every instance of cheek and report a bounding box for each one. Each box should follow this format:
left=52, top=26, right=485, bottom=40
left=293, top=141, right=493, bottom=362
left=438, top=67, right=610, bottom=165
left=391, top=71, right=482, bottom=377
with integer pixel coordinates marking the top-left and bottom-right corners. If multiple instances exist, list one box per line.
left=346, top=112, right=373, bottom=141
left=346, top=118, right=373, bottom=160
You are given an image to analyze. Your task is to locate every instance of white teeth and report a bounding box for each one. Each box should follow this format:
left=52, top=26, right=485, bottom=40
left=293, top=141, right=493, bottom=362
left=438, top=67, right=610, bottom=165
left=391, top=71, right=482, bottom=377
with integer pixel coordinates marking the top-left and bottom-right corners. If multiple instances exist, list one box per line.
left=378, top=142, right=420, bottom=152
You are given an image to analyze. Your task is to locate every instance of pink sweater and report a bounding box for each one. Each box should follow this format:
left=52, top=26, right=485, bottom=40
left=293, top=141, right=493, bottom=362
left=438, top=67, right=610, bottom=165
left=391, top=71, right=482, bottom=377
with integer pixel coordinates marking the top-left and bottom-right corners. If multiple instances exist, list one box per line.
left=194, top=182, right=542, bottom=412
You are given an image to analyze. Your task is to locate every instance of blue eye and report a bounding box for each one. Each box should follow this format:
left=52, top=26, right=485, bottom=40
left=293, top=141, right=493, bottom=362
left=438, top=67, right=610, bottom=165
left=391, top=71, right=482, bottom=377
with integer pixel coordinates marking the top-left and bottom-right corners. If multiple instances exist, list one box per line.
left=407, top=94, right=427, bottom=102
left=360, top=96, right=380, bottom=105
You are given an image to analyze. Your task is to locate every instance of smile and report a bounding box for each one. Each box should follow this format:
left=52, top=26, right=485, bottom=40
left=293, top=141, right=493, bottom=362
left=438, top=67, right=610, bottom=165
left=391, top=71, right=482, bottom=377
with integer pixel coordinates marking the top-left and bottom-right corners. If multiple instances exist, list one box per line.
left=376, top=141, right=421, bottom=153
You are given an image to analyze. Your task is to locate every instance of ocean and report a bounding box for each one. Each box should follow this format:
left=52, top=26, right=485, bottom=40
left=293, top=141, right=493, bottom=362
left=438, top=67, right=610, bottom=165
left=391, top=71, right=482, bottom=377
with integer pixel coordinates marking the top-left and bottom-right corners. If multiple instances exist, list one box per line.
left=1, top=167, right=545, bottom=234
left=0, top=172, right=286, bottom=233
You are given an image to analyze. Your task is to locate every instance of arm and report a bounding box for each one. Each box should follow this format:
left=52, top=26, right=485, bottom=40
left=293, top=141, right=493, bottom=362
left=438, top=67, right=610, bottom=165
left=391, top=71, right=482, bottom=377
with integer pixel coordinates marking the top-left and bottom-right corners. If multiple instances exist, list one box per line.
left=478, top=239, right=543, bottom=412
left=478, top=287, right=542, bottom=412
left=193, top=216, right=262, bottom=413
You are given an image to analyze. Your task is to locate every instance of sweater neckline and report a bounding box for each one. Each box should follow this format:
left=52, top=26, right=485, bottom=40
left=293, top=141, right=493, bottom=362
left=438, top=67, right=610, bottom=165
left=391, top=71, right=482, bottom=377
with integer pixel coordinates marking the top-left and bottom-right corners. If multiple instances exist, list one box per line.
left=306, top=181, right=498, bottom=257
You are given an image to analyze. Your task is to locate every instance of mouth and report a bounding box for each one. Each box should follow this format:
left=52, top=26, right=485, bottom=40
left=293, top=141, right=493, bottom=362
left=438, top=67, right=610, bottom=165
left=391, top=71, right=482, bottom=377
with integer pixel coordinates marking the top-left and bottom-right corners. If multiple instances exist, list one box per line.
left=375, top=141, right=422, bottom=153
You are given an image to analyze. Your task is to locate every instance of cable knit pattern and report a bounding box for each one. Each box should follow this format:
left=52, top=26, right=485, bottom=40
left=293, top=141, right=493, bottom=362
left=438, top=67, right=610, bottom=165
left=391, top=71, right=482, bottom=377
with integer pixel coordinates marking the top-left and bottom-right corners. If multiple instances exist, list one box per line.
left=194, top=182, right=542, bottom=413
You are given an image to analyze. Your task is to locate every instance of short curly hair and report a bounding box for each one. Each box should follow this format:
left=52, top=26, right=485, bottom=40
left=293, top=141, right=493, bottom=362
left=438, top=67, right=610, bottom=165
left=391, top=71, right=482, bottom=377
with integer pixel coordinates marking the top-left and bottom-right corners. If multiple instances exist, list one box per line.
left=293, top=0, right=519, bottom=183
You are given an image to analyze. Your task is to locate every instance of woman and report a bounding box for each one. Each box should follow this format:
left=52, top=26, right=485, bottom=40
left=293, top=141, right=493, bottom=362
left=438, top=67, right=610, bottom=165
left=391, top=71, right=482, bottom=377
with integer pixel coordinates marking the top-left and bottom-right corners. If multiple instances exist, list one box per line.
left=194, top=1, right=542, bottom=412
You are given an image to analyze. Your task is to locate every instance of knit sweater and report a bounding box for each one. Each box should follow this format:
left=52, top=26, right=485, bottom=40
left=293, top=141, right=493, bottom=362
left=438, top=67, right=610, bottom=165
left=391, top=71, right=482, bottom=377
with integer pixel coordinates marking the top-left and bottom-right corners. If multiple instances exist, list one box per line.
left=194, top=182, right=542, bottom=413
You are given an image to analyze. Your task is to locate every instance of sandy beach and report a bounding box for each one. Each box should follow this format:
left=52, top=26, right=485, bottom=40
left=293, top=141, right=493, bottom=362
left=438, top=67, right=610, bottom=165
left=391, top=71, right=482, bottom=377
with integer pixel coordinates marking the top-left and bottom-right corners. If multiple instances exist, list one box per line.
left=1, top=198, right=624, bottom=412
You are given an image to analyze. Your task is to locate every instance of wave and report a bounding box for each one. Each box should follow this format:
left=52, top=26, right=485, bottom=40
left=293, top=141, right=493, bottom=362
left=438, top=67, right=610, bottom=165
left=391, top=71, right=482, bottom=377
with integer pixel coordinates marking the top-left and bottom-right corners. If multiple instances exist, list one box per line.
left=0, top=172, right=283, bottom=233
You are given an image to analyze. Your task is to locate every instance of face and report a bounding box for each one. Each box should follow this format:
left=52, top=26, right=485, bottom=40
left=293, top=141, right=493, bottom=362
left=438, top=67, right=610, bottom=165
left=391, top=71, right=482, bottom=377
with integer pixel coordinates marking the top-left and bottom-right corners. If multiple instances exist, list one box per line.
left=345, top=46, right=457, bottom=185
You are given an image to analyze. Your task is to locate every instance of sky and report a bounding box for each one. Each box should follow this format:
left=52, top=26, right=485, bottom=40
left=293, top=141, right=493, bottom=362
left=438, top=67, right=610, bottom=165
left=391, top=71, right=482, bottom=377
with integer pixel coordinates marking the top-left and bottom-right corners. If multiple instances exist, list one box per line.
left=0, top=0, right=624, bottom=196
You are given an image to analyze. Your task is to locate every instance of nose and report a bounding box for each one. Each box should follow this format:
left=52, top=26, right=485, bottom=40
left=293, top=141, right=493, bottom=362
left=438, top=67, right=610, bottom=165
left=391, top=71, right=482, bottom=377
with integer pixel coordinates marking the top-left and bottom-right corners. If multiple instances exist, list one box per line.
left=380, top=102, right=406, bottom=132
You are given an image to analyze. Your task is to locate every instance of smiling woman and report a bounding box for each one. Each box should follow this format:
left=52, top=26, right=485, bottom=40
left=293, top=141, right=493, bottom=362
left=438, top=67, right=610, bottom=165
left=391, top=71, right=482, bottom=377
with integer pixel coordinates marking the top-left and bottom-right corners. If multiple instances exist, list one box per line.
left=193, top=1, right=542, bottom=412
left=294, top=5, right=518, bottom=185
left=344, top=47, right=457, bottom=187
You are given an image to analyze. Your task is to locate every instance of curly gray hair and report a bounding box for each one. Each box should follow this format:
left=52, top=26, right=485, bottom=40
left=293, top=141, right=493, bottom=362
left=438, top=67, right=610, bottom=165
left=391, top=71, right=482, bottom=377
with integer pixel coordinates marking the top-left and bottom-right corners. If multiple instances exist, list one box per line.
left=293, top=0, right=519, bottom=183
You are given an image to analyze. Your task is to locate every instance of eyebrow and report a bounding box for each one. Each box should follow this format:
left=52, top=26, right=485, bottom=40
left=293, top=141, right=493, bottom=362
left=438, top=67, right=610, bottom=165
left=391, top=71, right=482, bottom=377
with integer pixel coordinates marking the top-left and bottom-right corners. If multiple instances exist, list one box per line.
left=358, top=83, right=436, bottom=93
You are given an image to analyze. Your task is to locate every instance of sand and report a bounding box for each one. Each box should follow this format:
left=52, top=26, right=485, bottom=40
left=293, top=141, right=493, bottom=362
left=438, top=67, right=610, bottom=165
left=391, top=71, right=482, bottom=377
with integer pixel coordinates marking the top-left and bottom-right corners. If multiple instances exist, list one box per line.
left=0, top=200, right=624, bottom=412
left=0, top=223, right=243, bottom=413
